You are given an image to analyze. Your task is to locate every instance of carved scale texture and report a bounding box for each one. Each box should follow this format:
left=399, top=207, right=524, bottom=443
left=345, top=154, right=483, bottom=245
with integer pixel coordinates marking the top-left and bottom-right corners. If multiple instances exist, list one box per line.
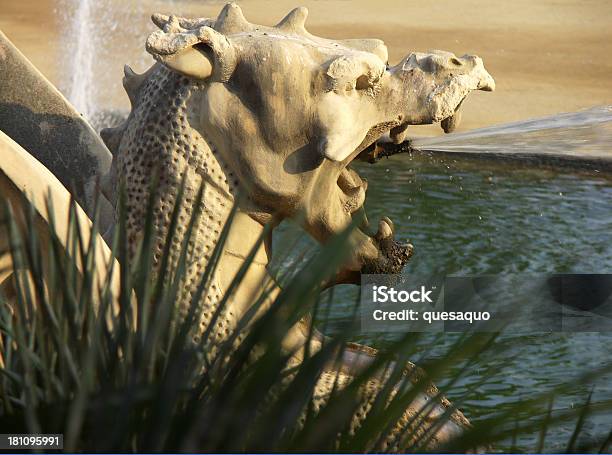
left=277, top=359, right=457, bottom=451
left=116, top=66, right=241, bottom=355
left=310, top=371, right=436, bottom=451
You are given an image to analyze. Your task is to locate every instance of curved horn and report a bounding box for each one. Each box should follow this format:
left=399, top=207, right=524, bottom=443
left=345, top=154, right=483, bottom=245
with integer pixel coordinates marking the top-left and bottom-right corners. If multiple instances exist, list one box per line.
left=146, top=26, right=236, bottom=82
left=275, top=7, right=308, bottom=33
left=197, top=26, right=237, bottom=81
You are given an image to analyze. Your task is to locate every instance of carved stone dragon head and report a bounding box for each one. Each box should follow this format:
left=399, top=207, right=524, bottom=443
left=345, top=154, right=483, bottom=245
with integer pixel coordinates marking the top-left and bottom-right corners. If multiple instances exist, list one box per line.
left=103, top=4, right=495, bottom=292
left=102, top=2, right=494, bottom=284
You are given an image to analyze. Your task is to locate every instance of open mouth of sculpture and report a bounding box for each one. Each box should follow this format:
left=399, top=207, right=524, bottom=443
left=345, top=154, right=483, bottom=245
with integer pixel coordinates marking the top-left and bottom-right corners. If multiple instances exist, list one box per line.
left=435, top=76, right=495, bottom=135
left=439, top=75, right=495, bottom=133
left=333, top=81, right=491, bottom=227
left=334, top=127, right=402, bottom=228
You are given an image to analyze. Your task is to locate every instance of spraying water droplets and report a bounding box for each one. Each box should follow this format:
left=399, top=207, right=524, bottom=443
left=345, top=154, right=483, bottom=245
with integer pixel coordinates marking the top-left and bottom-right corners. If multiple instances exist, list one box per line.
left=58, top=0, right=178, bottom=128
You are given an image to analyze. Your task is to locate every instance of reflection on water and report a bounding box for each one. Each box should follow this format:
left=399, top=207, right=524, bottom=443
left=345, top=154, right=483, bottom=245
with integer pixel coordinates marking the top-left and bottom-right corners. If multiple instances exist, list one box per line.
left=272, top=149, right=612, bottom=451
left=360, top=152, right=612, bottom=277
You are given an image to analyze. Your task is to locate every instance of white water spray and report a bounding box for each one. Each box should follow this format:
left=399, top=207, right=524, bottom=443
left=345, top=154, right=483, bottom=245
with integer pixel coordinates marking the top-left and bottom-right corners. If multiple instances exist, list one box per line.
left=60, top=0, right=172, bottom=128
left=412, top=106, right=612, bottom=166
left=67, top=0, right=95, bottom=118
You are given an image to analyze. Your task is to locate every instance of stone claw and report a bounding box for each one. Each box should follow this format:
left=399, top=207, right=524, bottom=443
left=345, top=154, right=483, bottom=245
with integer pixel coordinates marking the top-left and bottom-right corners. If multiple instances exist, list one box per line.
left=381, top=216, right=394, bottom=235
left=362, top=217, right=413, bottom=274
left=376, top=218, right=393, bottom=240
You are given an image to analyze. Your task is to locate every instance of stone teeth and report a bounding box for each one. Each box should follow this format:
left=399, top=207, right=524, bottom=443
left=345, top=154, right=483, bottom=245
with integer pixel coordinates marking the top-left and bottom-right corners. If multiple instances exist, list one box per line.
left=440, top=99, right=464, bottom=133
left=441, top=110, right=462, bottom=133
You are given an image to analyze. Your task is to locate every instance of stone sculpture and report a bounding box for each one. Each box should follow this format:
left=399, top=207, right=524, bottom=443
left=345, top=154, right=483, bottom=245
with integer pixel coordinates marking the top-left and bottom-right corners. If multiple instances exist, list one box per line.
left=0, top=3, right=495, bottom=449
left=98, top=3, right=494, bottom=448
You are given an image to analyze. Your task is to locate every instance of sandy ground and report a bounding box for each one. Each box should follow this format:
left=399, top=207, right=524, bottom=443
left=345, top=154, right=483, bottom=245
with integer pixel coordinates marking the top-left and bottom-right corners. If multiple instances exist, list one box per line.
left=1, top=0, right=611, bottom=135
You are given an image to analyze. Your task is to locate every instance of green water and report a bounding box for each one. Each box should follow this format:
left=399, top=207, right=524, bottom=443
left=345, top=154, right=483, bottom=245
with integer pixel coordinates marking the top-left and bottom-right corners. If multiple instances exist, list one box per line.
left=361, top=153, right=612, bottom=451
left=273, top=150, right=612, bottom=452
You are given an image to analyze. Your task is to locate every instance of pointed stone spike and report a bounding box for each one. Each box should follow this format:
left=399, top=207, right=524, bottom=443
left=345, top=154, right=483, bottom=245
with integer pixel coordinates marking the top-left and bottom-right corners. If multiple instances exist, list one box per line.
left=215, top=2, right=250, bottom=34
left=123, top=64, right=138, bottom=80
left=122, top=64, right=144, bottom=106
left=276, top=7, right=308, bottom=33
left=151, top=13, right=169, bottom=30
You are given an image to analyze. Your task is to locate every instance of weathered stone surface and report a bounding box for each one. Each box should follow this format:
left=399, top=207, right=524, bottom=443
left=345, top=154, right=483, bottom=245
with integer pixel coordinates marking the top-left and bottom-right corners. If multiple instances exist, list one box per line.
left=103, top=3, right=494, bottom=448
left=0, top=30, right=113, bottom=231
left=108, top=3, right=494, bottom=287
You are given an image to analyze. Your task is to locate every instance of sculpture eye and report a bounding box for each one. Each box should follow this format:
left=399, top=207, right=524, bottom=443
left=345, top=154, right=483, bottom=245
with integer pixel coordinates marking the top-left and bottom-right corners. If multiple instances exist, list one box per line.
left=419, top=56, right=436, bottom=73
left=451, top=57, right=462, bottom=66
